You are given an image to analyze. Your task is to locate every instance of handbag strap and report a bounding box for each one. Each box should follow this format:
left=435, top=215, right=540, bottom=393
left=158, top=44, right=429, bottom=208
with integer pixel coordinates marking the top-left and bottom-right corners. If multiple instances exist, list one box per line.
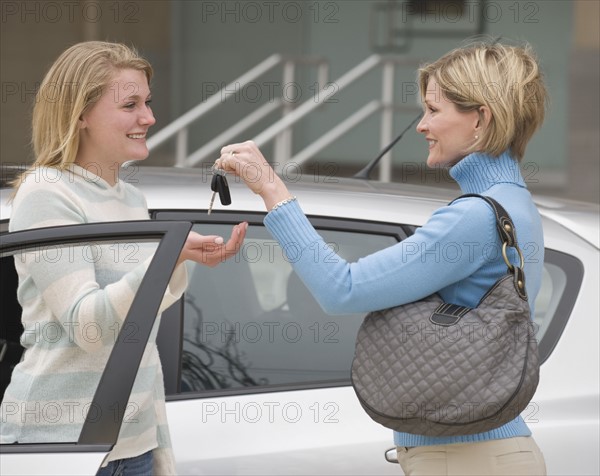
left=450, top=193, right=528, bottom=300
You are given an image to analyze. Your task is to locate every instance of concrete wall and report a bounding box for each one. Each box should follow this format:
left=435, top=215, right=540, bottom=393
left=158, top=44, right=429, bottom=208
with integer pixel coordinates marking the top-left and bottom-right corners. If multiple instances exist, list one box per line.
left=0, top=0, right=171, bottom=166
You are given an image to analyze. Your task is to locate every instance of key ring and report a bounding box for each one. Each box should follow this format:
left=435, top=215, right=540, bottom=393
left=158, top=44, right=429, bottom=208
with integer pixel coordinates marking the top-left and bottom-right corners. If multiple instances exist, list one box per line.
left=211, top=164, right=226, bottom=176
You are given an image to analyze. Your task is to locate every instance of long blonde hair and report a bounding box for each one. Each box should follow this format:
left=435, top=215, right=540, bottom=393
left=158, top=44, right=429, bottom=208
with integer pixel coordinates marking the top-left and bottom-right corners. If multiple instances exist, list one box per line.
left=418, top=41, right=548, bottom=161
left=12, top=41, right=152, bottom=193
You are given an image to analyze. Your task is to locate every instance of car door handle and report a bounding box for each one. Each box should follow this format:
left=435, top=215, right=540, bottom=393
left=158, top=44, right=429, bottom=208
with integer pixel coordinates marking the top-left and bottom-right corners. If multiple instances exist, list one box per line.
left=385, top=447, right=399, bottom=464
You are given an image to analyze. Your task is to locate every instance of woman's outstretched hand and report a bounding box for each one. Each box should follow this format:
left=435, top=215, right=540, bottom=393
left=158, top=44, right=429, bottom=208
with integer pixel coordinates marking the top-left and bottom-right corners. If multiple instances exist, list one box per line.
left=216, top=141, right=293, bottom=211
left=176, top=222, right=248, bottom=267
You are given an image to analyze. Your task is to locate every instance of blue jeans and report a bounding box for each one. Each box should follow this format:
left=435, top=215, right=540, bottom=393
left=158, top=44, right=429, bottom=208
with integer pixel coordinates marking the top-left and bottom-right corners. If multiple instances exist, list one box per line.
left=96, top=450, right=153, bottom=476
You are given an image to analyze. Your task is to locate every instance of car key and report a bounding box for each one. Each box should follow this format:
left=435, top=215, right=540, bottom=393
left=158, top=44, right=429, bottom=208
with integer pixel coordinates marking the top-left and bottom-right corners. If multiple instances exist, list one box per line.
left=208, top=167, right=231, bottom=214
left=212, top=167, right=231, bottom=206
left=208, top=169, right=222, bottom=215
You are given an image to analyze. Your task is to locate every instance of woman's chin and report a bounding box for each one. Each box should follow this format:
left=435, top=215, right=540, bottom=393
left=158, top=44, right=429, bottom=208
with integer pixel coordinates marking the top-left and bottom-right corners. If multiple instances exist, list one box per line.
left=426, top=155, right=443, bottom=168
left=128, top=151, right=149, bottom=163
left=426, top=155, right=457, bottom=169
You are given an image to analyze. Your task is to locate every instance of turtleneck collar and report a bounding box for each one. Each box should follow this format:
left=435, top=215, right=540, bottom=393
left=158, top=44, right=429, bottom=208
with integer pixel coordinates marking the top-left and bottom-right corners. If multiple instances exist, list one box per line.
left=449, top=151, right=526, bottom=195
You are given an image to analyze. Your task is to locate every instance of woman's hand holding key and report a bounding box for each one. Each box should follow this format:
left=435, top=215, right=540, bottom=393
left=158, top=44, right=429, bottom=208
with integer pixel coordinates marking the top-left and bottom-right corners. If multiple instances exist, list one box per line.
left=216, top=141, right=293, bottom=211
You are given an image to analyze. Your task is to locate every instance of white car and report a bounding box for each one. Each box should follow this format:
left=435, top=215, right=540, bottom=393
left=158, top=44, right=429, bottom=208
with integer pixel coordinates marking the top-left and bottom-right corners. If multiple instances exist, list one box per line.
left=1, top=165, right=598, bottom=475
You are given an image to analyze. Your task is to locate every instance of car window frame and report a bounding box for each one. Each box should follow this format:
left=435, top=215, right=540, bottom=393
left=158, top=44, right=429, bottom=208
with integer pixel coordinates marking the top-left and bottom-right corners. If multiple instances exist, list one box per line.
left=154, top=211, right=585, bottom=401
left=536, top=248, right=584, bottom=364
left=0, top=220, right=191, bottom=456
left=153, top=210, right=410, bottom=400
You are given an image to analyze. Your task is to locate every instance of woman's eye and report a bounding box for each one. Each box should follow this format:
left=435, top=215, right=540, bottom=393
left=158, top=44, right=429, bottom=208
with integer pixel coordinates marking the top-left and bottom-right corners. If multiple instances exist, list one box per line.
left=124, top=103, right=135, bottom=109
left=145, top=100, right=153, bottom=107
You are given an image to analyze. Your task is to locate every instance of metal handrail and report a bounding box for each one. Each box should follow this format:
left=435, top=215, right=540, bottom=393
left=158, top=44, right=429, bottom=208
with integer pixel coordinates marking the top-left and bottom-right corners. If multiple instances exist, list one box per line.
left=148, top=54, right=329, bottom=167
left=147, top=54, right=284, bottom=165
left=253, top=55, right=383, bottom=148
left=186, top=100, right=283, bottom=166
left=147, top=54, right=282, bottom=149
left=148, top=53, right=422, bottom=180
left=287, top=100, right=382, bottom=168
left=186, top=55, right=384, bottom=170
left=252, top=55, right=421, bottom=179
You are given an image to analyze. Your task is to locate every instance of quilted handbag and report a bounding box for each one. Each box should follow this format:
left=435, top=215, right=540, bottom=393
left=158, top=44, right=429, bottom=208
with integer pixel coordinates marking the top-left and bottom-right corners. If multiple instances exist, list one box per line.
left=351, top=194, right=540, bottom=437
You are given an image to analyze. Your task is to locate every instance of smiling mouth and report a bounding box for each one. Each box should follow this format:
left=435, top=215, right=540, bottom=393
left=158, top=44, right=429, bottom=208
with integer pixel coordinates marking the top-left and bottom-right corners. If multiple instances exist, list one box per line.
left=127, top=133, right=146, bottom=139
left=427, top=139, right=437, bottom=148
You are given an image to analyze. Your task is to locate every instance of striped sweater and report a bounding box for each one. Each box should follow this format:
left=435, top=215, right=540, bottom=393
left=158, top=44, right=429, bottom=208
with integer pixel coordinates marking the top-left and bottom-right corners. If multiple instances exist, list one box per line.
left=1, top=164, right=187, bottom=474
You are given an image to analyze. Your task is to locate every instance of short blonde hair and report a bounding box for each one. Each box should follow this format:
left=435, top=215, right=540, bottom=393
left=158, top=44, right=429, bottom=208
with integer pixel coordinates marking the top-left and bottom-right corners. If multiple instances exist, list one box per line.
left=418, top=41, right=548, bottom=161
left=12, top=41, right=152, bottom=192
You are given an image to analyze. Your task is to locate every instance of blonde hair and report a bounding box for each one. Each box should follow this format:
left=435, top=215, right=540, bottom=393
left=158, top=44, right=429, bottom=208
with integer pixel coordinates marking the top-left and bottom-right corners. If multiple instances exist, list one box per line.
left=12, top=41, right=152, bottom=193
left=418, top=41, right=548, bottom=161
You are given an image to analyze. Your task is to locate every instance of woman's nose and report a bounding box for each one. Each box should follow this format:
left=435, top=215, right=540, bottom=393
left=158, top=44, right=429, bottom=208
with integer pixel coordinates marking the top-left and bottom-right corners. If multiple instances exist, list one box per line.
left=140, top=107, right=156, bottom=126
left=416, top=115, right=427, bottom=133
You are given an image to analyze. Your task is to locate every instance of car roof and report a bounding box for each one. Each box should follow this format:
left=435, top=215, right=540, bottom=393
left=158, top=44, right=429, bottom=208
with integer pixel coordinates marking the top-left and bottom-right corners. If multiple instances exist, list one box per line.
left=128, top=167, right=600, bottom=248
left=1, top=165, right=598, bottom=249
left=130, top=166, right=484, bottom=237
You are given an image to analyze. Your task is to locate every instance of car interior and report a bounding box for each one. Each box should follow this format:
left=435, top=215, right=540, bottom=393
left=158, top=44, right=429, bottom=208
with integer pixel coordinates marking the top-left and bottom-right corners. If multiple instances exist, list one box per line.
left=0, top=256, right=24, bottom=402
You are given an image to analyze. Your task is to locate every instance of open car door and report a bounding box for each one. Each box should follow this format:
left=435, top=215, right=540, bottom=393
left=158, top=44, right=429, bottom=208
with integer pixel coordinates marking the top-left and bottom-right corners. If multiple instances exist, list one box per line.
left=0, top=220, right=191, bottom=476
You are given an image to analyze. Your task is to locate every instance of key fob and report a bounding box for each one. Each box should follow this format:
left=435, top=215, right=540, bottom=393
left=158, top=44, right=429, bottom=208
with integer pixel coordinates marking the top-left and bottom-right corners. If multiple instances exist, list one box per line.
left=211, top=170, right=231, bottom=206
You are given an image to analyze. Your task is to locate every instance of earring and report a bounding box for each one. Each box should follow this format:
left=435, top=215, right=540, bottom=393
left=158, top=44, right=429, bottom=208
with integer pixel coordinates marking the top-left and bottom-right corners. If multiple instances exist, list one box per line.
left=475, top=135, right=479, bottom=140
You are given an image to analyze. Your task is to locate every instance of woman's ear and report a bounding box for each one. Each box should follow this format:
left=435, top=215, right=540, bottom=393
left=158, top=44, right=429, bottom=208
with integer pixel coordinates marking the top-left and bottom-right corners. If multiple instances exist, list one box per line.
left=78, top=107, right=91, bottom=129
left=476, top=106, right=492, bottom=132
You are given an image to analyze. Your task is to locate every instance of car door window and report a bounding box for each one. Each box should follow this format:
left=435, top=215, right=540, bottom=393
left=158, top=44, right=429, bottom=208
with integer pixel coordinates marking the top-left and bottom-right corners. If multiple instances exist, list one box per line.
left=155, top=214, right=584, bottom=398
left=0, top=240, right=158, bottom=402
left=533, top=249, right=584, bottom=363
left=533, top=262, right=567, bottom=340
left=178, top=221, right=398, bottom=393
left=0, top=221, right=190, bottom=476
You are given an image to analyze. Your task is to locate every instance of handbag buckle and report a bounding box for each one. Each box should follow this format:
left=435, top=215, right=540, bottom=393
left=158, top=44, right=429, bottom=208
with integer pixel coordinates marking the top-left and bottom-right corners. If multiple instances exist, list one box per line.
left=502, top=241, right=524, bottom=272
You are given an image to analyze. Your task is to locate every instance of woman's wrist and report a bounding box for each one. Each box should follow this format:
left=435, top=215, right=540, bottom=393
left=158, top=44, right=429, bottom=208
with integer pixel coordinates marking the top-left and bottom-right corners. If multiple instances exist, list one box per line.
left=270, top=196, right=297, bottom=211
left=260, top=178, right=293, bottom=211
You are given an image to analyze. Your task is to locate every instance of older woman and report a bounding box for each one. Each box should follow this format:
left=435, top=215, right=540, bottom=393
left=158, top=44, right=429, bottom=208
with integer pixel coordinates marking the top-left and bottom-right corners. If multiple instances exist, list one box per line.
left=216, top=41, right=548, bottom=475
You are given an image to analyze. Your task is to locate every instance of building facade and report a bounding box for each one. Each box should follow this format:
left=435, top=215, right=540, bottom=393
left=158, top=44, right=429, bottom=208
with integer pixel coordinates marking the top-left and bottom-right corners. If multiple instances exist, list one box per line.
left=1, top=0, right=598, bottom=202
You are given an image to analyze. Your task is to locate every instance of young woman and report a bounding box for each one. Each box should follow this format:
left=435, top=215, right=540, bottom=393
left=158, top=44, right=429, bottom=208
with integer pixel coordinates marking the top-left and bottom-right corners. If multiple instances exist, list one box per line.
left=1, top=41, right=247, bottom=475
left=216, top=41, right=548, bottom=475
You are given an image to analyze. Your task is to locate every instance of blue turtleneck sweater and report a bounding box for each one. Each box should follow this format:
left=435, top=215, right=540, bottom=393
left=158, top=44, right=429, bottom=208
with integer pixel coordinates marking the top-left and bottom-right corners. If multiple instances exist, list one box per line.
left=264, top=151, right=544, bottom=447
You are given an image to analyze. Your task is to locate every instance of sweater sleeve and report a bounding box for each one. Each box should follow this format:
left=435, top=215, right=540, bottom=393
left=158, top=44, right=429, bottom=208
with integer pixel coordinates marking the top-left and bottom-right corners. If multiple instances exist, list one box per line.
left=264, top=198, right=498, bottom=314
left=10, top=180, right=187, bottom=353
